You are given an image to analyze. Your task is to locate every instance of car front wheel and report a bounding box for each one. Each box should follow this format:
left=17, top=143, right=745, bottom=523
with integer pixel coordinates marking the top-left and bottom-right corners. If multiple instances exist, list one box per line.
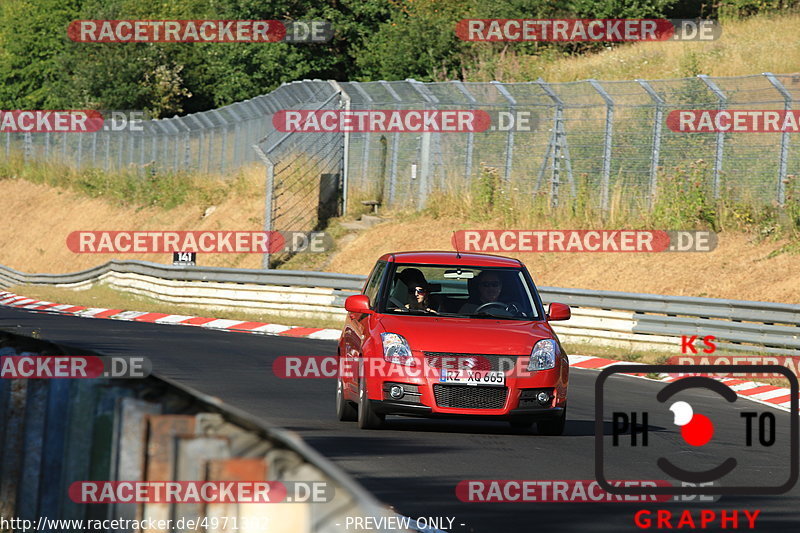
left=537, top=406, right=566, bottom=436
left=357, top=377, right=385, bottom=430
left=336, top=376, right=357, bottom=421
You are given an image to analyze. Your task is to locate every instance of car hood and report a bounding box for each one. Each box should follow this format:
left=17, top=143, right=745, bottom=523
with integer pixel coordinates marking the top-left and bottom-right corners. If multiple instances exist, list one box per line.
left=376, top=314, right=554, bottom=355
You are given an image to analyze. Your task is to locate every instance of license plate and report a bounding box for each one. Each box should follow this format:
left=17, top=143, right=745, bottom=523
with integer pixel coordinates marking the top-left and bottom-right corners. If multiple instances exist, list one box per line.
left=439, top=369, right=505, bottom=386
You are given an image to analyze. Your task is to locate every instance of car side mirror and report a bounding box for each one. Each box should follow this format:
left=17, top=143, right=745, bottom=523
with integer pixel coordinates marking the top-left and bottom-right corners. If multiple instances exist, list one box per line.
left=547, top=302, right=571, bottom=321
left=345, top=295, right=373, bottom=314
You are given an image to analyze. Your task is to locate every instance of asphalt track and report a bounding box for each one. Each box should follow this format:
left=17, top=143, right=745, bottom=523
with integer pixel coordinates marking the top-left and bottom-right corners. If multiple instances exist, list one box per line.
left=1, top=306, right=798, bottom=532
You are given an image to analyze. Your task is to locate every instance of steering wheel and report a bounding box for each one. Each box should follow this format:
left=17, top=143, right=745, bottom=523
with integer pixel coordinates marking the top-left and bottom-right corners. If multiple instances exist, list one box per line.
left=474, top=301, right=523, bottom=316
left=474, top=301, right=509, bottom=314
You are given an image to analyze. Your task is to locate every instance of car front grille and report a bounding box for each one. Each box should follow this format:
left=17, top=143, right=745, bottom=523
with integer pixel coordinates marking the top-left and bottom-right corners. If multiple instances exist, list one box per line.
left=433, top=384, right=508, bottom=409
left=424, top=352, right=522, bottom=372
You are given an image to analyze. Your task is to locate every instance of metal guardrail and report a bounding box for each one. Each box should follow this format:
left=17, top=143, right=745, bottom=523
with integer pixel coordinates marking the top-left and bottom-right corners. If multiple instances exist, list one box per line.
left=1, top=260, right=798, bottom=354
left=0, top=260, right=365, bottom=291
left=0, top=332, right=399, bottom=533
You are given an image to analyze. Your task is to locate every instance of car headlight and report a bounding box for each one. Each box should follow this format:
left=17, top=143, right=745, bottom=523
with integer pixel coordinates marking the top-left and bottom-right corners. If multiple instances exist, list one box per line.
left=528, top=339, right=557, bottom=371
left=381, top=333, right=415, bottom=366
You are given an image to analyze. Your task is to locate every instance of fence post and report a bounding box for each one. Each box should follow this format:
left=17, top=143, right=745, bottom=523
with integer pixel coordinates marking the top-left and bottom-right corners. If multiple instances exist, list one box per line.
left=410, top=80, right=447, bottom=191
left=253, top=145, right=275, bottom=270
left=212, top=110, right=227, bottom=175
left=128, top=135, right=135, bottom=174
left=589, top=79, right=614, bottom=212
left=379, top=81, right=402, bottom=206
left=408, top=80, right=437, bottom=208
left=227, top=106, right=244, bottom=171
left=117, top=132, right=124, bottom=170
left=23, top=132, right=32, bottom=163
left=349, top=82, right=373, bottom=195
left=492, top=81, right=517, bottom=184
left=453, top=81, right=477, bottom=186
left=139, top=130, right=146, bottom=171
left=77, top=133, right=83, bottom=169
left=697, top=75, right=727, bottom=200
left=104, top=132, right=111, bottom=172
left=329, top=80, right=350, bottom=214
left=537, top=79, right=566, bottom=208
left=151, top=135, right=157, bottom=172
left=184, top=130, right=192, bottom=170
left=637, top=79, right=665, bottom=209
left=91, top=131, right=98, bottom=168
left=194, top=113, right=216, bottom=174
left=765, top=72, right=791, bottom=205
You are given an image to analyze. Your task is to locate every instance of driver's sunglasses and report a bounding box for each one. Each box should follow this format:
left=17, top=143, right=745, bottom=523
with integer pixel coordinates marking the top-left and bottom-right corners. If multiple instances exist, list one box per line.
left=409, top=287, right=427, bottom=295
left=479, top=282, right=500, bottom=288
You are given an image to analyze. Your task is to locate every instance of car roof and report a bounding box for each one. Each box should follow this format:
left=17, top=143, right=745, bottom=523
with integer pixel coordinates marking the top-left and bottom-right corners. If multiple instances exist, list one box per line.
left=378, top=251, right=522, bottom=268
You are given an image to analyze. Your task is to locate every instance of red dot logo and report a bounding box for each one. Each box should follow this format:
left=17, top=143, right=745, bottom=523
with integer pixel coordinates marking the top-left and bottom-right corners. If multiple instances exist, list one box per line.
left=670, top=401, right=714, bottom=447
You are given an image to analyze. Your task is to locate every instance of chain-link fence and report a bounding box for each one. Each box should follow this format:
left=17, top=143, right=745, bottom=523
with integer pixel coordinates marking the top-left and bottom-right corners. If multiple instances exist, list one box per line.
left=253, top=81, right=344, bottom=268
left=339, top=74, right=800, bottom=212
left=2, top=80, right=337, bottom=176
left=7, top=73, right=800, bottom=266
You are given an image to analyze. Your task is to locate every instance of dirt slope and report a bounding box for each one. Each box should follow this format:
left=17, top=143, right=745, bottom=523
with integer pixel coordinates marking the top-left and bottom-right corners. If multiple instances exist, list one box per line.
left=0, top=179, right=267, bottom=272
left=327, top=217, right=800, bottom=304
left=1, top=180, right=798, bottom=303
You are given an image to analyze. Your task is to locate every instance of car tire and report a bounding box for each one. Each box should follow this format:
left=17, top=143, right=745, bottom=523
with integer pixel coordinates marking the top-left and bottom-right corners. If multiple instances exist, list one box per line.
left=336, top=377, right=357, bottom=421
left=357, top=377, right=385, bottom=430
left=537, top=406, right=567, bottom=436
left=509, top=416, right=535, bottom=430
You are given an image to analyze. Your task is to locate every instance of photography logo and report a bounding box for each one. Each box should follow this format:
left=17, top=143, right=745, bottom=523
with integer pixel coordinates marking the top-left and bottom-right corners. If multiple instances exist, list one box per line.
left=595, top=365, right=798, bottom=496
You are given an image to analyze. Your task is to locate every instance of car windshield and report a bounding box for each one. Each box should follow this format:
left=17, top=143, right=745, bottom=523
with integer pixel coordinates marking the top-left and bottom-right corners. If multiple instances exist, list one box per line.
left=381, top=264, right=541, bottom=320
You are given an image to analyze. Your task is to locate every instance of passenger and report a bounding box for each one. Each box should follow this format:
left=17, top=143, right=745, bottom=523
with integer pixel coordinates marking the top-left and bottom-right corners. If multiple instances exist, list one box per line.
left=398, top=268, right=439, bottom=313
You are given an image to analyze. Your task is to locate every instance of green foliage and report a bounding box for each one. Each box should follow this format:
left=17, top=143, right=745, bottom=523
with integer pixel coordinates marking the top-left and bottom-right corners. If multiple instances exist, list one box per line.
left=652, top=161, right=718, bottom=230
left=472, top=164, right=501, bottom=218
left=570, top=0, right=678, bottom=18
left=0, top=0, right=86, bottom=108
left=0, top=0, right=724, bottom=114
left=716, top=0, right=800, bottom=18
left=0, top=150, right=252, bottom=208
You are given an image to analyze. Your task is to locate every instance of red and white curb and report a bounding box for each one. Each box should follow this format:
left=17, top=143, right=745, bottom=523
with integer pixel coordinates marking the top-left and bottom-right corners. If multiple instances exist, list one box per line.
left=569, top=354, right=799, bottom=412
left=0, top=290, right=341, bottom=341
left=1, top=290, right=797, bottom=410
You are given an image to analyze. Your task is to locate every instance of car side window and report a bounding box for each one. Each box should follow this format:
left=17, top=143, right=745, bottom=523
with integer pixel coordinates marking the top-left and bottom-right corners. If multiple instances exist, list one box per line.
left=363, top=261, right=387, bottom=307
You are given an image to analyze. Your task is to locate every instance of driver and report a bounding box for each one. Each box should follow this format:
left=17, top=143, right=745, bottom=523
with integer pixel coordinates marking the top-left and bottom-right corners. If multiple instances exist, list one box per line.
left=459, top=271, right=503, bottom=314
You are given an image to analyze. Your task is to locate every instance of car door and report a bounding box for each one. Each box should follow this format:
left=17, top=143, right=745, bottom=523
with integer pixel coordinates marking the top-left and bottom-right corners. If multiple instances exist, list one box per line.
left=342, top=260, right=387, bottom=397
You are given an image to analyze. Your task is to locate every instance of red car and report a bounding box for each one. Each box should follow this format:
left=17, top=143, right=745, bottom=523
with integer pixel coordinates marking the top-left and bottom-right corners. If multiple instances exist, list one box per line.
left=336, top=251, right=570, bottom=433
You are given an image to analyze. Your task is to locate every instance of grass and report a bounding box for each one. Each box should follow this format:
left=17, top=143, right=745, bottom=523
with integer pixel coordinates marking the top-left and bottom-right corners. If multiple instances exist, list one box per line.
left=0, top=151, right=263, bottom=209
left=466, top=13, right=800, bottom=83
left=409, top=162, right=800, bottom=248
